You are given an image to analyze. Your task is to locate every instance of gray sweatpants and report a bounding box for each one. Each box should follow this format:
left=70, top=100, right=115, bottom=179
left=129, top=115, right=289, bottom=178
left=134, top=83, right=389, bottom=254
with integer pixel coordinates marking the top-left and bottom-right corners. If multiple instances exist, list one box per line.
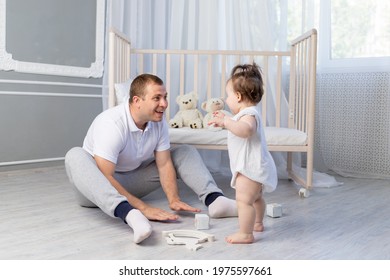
left=64, top=145, right=223, bottom=217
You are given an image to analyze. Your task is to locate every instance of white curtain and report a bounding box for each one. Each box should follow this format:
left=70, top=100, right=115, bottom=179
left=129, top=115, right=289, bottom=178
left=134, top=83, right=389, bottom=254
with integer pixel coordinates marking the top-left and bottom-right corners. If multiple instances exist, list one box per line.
left=103, top=0, right=340, bottom=187
left=103, top=0, right=278, bottom=108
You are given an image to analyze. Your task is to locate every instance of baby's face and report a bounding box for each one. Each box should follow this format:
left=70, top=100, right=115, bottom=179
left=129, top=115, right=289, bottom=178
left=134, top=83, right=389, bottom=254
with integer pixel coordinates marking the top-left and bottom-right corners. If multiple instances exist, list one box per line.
left=225, top=81, right=240, bottom=114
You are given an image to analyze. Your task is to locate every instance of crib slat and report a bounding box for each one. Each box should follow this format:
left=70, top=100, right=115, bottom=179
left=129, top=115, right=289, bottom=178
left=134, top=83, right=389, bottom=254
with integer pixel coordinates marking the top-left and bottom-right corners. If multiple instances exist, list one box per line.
left=207, top=55, right=212, bottom=99
left=288, top=45, right=297, bottom=129
left=180, top=54, right=185, bottom=95
left=303, top=40, right=310, bottom=134
left=123, top=43, right=127, bottom=81
left=298, top=42, right=304, bottom=131
left=194, top=55, right=199, bottom=95
left=301, top=40, right=307, bottom=132
left=108, top=31, right=116, bottom=107
left=262, top=56, right=268, bottom=127
left=166, top=54, right=171, bottom=119
left=152, top=54, right=157, bottom=74
left=297, top=44, right=302, bottom=130
left=221, top=55, right=226, bottom=98
left=126, top=42, right=131, bottom=79
left=120, top=42, right=124, bottom=81
left=275, top=56, right=283, bottom=127
left=138, top=54, right=144, bottom=75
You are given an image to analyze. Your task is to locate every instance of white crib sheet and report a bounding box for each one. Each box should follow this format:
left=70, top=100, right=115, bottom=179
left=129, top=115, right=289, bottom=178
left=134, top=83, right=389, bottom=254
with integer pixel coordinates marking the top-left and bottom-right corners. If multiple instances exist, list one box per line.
left=169, top=128, right=228, bottom=145
left=169, top=127, right=307, bottom=146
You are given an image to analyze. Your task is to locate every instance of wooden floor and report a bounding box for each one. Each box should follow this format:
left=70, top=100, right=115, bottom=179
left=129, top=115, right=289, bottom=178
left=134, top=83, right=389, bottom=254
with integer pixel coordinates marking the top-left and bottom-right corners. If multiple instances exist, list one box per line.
left=1, top=164, right=390, bottom=260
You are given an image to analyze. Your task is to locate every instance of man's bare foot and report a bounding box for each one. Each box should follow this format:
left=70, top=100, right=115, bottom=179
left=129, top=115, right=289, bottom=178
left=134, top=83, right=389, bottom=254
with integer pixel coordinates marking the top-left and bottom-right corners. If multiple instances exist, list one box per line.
left=225, top=232, right=254, bottom=244
left=254, top=222, right=264, bottom=232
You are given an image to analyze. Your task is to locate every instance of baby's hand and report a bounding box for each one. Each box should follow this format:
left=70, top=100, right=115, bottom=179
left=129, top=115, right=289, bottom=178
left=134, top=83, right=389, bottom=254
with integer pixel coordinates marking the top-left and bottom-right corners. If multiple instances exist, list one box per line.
left=213, top=111, right=225, bottom=118
left=209, top=111, right=226, bottom=127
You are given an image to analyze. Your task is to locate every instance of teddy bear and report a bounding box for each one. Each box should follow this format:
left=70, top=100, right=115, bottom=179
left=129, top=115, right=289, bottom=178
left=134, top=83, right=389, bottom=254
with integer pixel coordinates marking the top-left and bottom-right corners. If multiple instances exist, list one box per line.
left=201, top=97, right=232, bottom=130
left=169, top=91, right=204, bottom=129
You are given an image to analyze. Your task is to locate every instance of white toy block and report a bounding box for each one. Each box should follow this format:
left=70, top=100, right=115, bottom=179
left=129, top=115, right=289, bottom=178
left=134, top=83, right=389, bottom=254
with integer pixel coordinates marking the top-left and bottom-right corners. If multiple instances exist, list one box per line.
left=194, top=214, right=210, bottom=230
left=266, top=203, right=282, bottom=218
left=299, top=188, right=310, bottom=198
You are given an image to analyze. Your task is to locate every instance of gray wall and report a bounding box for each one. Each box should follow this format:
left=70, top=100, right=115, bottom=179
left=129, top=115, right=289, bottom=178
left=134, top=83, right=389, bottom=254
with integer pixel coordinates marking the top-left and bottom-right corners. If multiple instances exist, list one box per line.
left=0, top=0, right=104, bottom=169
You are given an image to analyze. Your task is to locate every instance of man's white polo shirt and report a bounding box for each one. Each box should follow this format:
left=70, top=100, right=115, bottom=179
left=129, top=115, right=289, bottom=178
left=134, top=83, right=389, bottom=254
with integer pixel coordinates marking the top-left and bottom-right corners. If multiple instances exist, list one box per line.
left=83, top=101, right=170, bottom=172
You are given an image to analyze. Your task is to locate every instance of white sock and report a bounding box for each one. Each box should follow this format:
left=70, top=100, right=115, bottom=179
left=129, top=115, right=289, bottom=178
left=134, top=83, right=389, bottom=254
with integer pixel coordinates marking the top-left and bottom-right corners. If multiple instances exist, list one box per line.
left=125, top=209, right=152, bottom=244
left=208, top=196, right=238, bottom=218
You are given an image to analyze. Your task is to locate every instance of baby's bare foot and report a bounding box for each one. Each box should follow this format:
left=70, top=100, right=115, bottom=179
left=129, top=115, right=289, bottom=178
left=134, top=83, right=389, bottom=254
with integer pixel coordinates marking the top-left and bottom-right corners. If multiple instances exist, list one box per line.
left=225, top=232, right=254, bottom=244
left=254, top=222, right=264, bottom=232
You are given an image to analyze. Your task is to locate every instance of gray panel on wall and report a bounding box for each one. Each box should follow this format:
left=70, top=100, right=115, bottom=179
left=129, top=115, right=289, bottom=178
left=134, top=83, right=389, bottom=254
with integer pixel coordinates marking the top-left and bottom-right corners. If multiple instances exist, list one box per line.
left=0, top=95, right=102, bottom=162
left=0, top=0, right=104, bottom=166
left=6, top=0, right=96, bottom=67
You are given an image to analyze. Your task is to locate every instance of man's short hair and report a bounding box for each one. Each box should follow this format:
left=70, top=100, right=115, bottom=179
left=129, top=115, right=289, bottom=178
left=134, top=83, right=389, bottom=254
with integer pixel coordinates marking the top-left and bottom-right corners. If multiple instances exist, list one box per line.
left=129, top=74, right=164, bottom=102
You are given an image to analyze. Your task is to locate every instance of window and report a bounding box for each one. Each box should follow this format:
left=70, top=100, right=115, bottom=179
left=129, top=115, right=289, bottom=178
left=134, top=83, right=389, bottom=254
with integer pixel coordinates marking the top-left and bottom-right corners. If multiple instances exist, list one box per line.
left=320, top=0, right=390, bottom=72
left=281, top=0, right=390, bottom=72
left=330, top=0, right=390, bottom=59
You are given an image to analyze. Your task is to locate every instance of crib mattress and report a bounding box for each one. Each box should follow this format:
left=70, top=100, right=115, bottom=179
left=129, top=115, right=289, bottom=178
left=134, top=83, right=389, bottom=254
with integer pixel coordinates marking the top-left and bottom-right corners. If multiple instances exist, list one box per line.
left=169, top=126, right=307, bottom=146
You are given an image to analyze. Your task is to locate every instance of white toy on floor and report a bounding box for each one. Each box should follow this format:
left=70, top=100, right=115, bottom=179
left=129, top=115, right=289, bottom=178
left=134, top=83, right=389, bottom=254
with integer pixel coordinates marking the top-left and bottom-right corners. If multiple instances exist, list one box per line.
left=266, top=203, right=283, bottom=218
left=194, top=214, right=210, bottom=230
left=162, top=230, right=215, bottom=251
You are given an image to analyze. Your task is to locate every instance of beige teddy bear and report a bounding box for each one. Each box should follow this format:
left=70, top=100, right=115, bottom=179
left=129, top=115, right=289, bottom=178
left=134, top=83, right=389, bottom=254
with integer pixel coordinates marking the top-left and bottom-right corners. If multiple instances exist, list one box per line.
left=201, top=97, right=232, bottom=130
left=169, top=91, right=203, bottom=129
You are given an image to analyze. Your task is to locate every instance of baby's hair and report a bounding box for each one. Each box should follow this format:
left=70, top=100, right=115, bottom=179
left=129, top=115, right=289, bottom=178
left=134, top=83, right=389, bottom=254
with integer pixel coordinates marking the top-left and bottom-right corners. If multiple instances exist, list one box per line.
left=229, top=62, right=264, bottom=104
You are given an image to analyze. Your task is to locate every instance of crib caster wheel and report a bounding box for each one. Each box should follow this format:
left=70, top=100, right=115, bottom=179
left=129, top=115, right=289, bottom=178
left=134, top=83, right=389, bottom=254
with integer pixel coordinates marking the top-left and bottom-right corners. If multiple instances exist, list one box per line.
left=299, top=188, right=310, bottom=198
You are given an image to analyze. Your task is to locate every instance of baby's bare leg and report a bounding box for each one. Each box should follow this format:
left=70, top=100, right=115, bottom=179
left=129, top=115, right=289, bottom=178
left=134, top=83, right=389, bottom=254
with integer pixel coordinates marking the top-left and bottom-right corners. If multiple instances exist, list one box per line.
left=226, top=174, right=261, bottom=244
left=253, top=186, right=265, bottom=232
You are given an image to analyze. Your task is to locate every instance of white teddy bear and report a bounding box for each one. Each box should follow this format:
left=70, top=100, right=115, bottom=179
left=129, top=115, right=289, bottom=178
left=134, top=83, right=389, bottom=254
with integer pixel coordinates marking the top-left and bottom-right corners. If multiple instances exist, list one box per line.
left=169, top=91, right=204, bottom=129
left=201, top=97, right=232, bottom=130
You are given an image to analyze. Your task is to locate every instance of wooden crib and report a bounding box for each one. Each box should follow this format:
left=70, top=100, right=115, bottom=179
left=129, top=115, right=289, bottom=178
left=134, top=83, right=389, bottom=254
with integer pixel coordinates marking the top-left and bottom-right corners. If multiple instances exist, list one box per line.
left=108, top=28, right=317, bottom=189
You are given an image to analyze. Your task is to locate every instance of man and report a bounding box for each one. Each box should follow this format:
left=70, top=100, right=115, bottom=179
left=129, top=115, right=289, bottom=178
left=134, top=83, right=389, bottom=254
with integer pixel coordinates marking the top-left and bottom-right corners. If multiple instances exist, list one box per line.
left=65, top=74, right=237, bottom=244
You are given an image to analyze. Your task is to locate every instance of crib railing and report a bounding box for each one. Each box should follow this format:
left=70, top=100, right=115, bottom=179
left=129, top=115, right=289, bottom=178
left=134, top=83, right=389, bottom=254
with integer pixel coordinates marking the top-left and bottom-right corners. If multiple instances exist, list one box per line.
left=109, top=28, right=316, bottom=135
left=109, top=27, right=317, bottom=132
